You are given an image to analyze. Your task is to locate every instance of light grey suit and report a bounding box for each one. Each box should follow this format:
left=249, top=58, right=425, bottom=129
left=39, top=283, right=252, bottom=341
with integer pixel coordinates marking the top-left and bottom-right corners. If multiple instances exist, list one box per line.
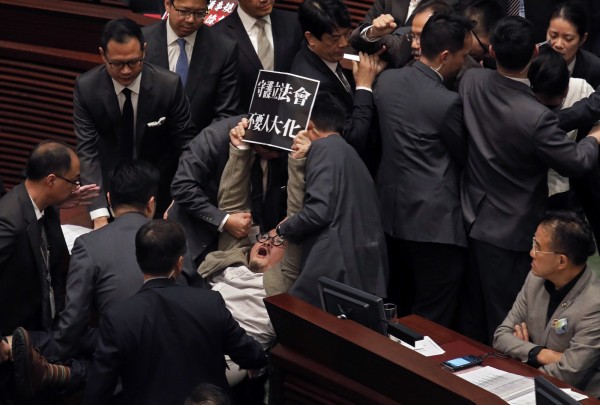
left=493, top=269, right=600, bottom=397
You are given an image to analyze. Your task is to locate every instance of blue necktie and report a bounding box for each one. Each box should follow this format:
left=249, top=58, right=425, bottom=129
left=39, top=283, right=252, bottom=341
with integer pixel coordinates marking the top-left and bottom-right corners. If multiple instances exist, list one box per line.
left=175, top=38, right=189, bottom=86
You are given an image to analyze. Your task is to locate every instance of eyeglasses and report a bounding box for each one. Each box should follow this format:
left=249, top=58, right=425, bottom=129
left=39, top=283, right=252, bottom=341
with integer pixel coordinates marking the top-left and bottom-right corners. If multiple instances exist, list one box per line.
left=531, top=238, right=564, bottom=257
left=471, top=29, right=489, bottom=55
left=104, top=56, right=144, bottom=70
left=256, top=233, right=285, bottom=247
left=405, top=32, right=421, bottom=44
left=55, top=174, right=81, bottom=187
left=170, top=1, right=209, bottom=19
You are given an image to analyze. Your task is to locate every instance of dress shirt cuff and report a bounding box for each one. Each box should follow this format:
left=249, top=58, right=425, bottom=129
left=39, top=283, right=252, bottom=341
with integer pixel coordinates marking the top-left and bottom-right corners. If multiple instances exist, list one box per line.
left=90, top=208, right=110, bottom=221
left=356, top=86, right=373, bottom=93
left=233, top=143, right=250, bottom=150
left=360, top=25, right=380, bottom=42
left=526, top=346, right=544, bottom=368
left=218, top=213, right=230, bottom=232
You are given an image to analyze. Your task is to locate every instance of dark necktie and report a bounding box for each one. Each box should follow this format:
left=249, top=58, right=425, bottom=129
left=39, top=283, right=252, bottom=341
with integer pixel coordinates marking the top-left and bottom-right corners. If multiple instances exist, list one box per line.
left=120, top=88, right=134, bottom=159
left=336, top=64, right=352, bottom=93
left=255, top=19, right=274, bottom=70
left=38, top=216, right=55, bottom=328
left=506, top=0, right=520, bottom=16
left=251, top=157, right=265, bottom=232
left=175, top=38, right=189, bottom=86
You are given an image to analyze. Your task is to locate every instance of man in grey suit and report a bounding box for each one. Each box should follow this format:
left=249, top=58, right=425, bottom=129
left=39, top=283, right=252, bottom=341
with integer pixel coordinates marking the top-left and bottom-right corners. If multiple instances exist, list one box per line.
left=494, top=211, right=600, bottom=397
left=53, top=159, right=196, bottom=360
left=75, top=18, right=196, bottom=229
left=142, top=0, right=241, bottom=131
left=211, top=0, right=303, bottom=112
left=374, top=13, right=472, bottom=326
left=277, top=94, right=388, bottom=306
left=458, top=16, right=600, bottom=343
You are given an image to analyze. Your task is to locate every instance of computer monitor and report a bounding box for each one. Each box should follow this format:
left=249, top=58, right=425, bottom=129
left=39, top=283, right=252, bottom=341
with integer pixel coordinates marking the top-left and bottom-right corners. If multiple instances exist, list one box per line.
left=534, top=376, right=579, bottom=405
left=317, top=277, right=386, bottom=335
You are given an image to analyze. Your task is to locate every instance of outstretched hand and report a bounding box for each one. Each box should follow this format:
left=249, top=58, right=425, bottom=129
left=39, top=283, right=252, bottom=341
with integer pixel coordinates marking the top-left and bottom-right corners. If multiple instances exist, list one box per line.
left=58, top=184, right=100, bottom=210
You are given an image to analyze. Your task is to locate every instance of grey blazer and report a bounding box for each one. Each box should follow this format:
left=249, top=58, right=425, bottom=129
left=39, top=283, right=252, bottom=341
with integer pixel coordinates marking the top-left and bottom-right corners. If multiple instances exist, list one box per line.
left=375, top=61, right=467, bottom=246
left=493, top=269, right=600, bottom=397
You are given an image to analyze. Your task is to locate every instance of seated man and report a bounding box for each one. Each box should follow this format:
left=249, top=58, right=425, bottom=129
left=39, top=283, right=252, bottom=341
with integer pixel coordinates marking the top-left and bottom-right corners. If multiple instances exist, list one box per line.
left=82, top=220, right=267, bottom=404
left=493, top=211, right=600, bottom=397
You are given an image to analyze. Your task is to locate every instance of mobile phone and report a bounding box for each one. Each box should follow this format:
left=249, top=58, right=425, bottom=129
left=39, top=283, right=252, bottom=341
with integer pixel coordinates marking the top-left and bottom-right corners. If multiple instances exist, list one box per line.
left=441, top=355, right=483, bottom=372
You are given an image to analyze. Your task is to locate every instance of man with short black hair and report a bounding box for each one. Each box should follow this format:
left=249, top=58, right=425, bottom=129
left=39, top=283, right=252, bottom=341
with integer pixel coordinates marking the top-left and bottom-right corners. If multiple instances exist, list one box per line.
left=75, top=17, right=196, bottom=228
left=494, top=211, right=600, bottom=397
left=374, top=13, right=472, bottom=326
left=83, top=220, right=267, bottom=404
left=458, top=16, right=600, bottom=343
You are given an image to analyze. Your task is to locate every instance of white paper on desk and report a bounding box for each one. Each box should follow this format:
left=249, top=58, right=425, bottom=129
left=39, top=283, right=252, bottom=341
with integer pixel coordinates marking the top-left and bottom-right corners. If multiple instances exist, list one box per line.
left=61, top=224, right=93, bottom=254
left=507, top=388, right=587, bottom=405
left=456, top=366, right=534, bottom=402
left=392, top=335, right=445, bottom=356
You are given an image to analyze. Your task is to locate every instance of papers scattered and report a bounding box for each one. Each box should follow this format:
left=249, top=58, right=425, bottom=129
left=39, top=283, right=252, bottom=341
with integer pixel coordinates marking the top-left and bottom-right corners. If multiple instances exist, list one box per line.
left=390, top=335, right=445, bottom=356
left=61, top=224, right=92, bottom=253
left=456, top=366, right=534, bottom=402
left=507, top=388, right=587, bottom=405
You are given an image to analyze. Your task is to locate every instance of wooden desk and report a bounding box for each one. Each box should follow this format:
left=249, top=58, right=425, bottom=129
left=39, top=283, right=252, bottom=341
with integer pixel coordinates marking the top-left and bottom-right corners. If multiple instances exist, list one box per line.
left=265, top=294, right=600, bottom=404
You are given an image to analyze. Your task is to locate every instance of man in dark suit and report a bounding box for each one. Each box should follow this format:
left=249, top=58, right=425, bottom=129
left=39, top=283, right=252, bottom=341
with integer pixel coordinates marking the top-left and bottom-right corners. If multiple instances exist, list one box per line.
left=277, top=94, right=388, bottom=307
left=75, top=18, right=196, bottom=229
left=374, top=13, right=472, bottom=327
left=169, top=115, right=288, bottom=265
left=142, top=0, right=241, bottom=130
left=458, top=16, right=600, bottom=343
left=0, top=141, right=78, bottom=401
left=82, top=220, right=267, bottom=404
left=291, top=0, right=386, bottom=158
left=211, top=0, right=303, bottom=112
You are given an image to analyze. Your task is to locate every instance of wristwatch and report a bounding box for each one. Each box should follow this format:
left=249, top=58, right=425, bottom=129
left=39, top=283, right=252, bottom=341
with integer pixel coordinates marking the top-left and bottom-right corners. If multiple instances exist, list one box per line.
left=527, top=346, right=544, bottom=368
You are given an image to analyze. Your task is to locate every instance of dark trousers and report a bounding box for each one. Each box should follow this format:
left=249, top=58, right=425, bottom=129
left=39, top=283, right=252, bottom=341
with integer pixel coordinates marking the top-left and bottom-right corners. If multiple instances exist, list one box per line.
left=458, top=238, right=531, bottom=344
left=386, top=236, right=466, bottom=328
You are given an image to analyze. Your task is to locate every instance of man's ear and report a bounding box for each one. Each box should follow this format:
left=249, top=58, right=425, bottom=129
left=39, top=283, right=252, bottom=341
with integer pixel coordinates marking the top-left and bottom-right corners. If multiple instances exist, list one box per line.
left=99, top=47, right=106, bottom=61
left=558, top=254, right=569, bottom=269
left=305, top=31, right=315, bottom=47
left=147, top=196, right=156, bottom=218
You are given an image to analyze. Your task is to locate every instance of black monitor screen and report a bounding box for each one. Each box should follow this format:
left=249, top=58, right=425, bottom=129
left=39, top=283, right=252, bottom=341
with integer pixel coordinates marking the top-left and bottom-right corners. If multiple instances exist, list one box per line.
left=318, top=277, right=386, bottom=335
left=534, top=376, right=579, bottom=405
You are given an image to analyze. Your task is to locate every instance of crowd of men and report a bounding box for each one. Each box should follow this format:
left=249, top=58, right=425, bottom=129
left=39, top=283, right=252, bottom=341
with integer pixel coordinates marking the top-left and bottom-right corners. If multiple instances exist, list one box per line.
left=2, top=0, right=600, bottom=402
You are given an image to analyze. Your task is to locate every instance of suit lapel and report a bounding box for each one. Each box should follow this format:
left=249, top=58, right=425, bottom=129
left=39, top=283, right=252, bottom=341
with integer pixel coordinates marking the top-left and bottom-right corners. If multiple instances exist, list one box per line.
left=136, top=65, right=156, bottom=153
left=271, top=10, right=287, bottom=70
left=228, top=10, right=263, bottom=70
left=395, top=0, right=410, bottom=24
left=99, top=69, right=122, bottom=136
left=302, top=45, right=353, bottom=104
left=17, top=185, right=45, bottom=280
left=186, top=26, right=210, bottom=97
left=146, top=21, right=170, bottom=68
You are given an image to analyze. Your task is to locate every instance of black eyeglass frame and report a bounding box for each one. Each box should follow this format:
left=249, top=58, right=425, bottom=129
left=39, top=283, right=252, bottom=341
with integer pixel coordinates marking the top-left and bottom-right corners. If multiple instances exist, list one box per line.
left=255, top=233, right=285, bottom=247
left=169, top=1, right=209, bottom=19
left=103, top=54, right=144, bottom=70
left=55, top=174, right=81, bottom=187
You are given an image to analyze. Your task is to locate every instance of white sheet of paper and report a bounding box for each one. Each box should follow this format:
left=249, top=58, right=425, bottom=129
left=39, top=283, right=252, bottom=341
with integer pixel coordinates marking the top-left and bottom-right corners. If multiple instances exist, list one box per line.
left=390, top=335, right=445, bottom=356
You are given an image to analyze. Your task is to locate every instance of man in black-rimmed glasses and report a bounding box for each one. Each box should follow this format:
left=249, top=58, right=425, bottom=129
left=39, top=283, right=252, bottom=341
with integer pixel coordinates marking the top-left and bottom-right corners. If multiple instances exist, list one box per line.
left=143, top=0, right=241, bottom=133
left=74, top=17, right=196, bottom=230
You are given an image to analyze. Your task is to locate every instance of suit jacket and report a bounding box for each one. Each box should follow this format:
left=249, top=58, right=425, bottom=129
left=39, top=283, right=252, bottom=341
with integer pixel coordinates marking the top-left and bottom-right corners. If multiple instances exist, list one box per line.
left=211, top=8, right=303, bottom=112
left=170, top=115, right=288, bottom=263
left=572, top=48, right=600, bottom=89
left=83, top=278, right=267, bottom=405
left=290, top=43, right=376, bottom=154
left=53, top=212, right=196, bottom=359
left=559, top=85, right=600, bottom=132
left=493, top=269, right=600, bottom=397
left=142, top=21, right=241, bottom=131
left=459, top=69, right=598, bottom=251
left=279, top=135, right=388, bottom=306
left=74, top=63, right=195, bottom=216
left=493, top=0, right=562, bottom=43
left=0, top=183, right=69, bottom=335
left=375, top=62, right=467, bottom=246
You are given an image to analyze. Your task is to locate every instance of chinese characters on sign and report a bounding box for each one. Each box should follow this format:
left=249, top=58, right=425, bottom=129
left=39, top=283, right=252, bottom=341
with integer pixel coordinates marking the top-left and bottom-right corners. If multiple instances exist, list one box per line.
left=205, top=0, right=238, bottom=26
left=244, top=71, right=320, bottom=151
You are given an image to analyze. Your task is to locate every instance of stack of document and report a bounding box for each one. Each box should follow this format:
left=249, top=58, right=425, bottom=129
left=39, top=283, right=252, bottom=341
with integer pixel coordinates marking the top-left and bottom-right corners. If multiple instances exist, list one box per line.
left=457, top=367, right=587, bottom=404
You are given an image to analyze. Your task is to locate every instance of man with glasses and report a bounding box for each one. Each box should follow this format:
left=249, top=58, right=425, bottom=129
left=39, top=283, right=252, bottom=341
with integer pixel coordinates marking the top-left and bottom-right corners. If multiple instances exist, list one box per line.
left=493, top=211, right=600, bottom=398
left=143, top=0, right=241, bottom=131
left=74, top=17, right=196, bottom=229
left=0, top=141, right=80, bottom=401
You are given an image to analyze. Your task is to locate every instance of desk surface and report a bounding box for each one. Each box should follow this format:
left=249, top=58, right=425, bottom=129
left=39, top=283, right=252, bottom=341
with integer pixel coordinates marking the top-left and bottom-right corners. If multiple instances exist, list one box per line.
left=399, top=315, right=600, bottom=403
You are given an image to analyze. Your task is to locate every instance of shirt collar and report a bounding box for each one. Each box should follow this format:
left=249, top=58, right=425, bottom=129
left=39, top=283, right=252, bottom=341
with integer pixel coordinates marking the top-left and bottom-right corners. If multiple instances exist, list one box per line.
left=112, top=73, right=142, bottom=96
left=28, top=195, right=44, bottom=220
left=567, top=56, right=576, bottom=75
left=237, top=6, right=271, bottom=33
left=502, top=74, right=530, bottom=87
left=543, top=267, right=586, bottom=301
left=165, top=16, right=198, bottom=47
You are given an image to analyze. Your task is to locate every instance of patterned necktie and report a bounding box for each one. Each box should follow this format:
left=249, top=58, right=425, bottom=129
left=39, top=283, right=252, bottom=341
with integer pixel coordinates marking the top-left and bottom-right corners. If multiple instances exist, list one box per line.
left=336, top=64, right=352, bottom=93
left=255, top=19, right=274, bottom=70
left=120, top=88, right=134, bottom=159
left=38, top=216, right=55, bottom=327
left=175, top=37, right=189, bottom=86
left=506, top=0, right=520, bottom=16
